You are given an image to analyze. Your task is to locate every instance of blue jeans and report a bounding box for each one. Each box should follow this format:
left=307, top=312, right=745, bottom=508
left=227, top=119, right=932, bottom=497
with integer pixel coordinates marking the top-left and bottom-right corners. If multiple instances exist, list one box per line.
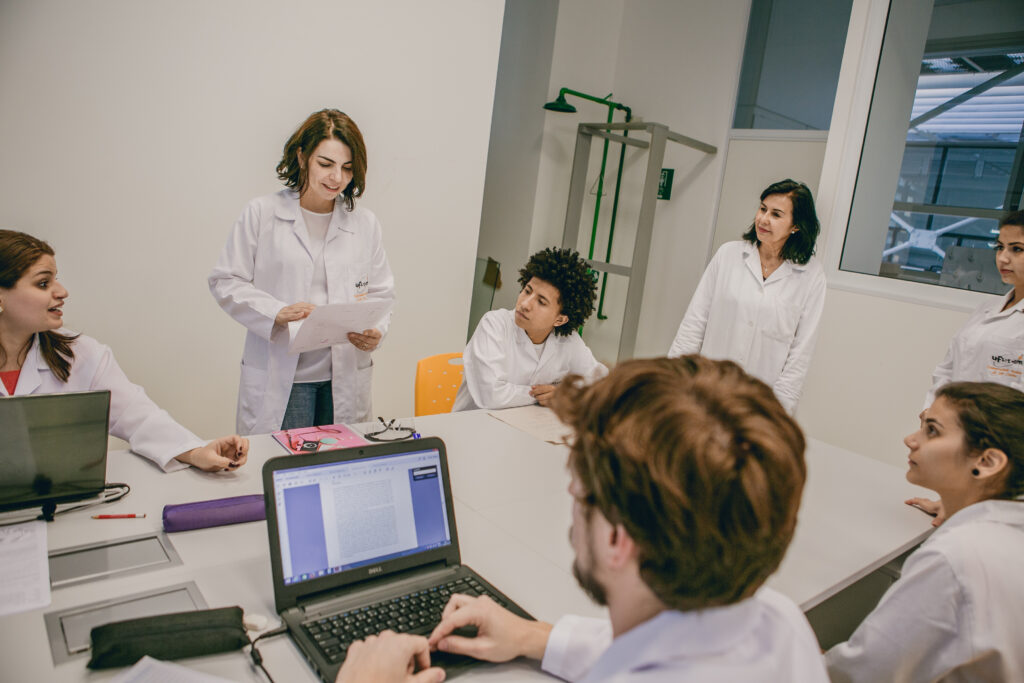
left=281, top=382, right=334, bottom=430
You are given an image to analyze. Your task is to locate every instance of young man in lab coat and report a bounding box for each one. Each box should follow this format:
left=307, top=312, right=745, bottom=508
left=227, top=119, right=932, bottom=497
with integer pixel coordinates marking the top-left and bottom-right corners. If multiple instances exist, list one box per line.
left=453, top=247, right=607, bottom=411
left=333, top=357, right=828, bottom=682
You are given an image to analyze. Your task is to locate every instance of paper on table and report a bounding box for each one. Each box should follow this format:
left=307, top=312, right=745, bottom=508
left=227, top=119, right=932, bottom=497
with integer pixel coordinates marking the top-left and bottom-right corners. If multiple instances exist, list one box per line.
left=0, top=520, right=50, bottom=617
left=287, top=299, right=394, bottom=354
left=111, top=656, right=236, bottom=683
left=488, top=405, right=573, bottom=445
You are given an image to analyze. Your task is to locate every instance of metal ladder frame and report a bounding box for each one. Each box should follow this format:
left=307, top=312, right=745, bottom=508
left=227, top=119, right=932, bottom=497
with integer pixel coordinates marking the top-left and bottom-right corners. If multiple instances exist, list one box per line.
left=561, top=120, right=716, bottom=360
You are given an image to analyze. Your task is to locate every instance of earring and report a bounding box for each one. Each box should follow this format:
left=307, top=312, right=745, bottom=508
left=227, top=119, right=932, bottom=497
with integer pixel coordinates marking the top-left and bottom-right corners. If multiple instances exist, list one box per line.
left=972, top=468, right=980, bottom=476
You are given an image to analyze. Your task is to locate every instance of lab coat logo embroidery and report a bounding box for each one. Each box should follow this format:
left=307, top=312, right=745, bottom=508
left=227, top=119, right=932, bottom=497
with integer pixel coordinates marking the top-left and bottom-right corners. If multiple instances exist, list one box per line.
left=988, top=353, right=1024, bottom=381
left=354, top=276, right=369, bottom=301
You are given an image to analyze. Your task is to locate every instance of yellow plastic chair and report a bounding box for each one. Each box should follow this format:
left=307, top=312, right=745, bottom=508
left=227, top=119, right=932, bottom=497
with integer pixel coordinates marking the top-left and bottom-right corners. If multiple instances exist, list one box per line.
left=415, top=353, right=465, bottom=416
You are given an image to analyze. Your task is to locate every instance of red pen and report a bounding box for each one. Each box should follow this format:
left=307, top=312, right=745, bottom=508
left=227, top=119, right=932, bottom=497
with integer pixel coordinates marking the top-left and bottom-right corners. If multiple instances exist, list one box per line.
left=92, top=514, right=147, bottom=519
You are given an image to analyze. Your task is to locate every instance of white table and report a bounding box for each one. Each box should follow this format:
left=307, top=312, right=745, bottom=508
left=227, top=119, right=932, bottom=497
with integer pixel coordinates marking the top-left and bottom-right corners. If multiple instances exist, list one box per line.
left=0, top=409, right=933, bottom=681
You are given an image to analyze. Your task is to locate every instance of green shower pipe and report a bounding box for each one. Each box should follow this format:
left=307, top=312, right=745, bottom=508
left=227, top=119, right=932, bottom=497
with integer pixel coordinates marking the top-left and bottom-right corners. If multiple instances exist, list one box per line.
left=544, top=88, right=632, bottom=320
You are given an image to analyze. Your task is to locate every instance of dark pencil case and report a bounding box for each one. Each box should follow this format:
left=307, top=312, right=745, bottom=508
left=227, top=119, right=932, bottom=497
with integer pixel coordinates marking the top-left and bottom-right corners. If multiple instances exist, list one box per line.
left=162, top=494, right=265, bottom=532
left=87, top=606, right=248, bottom=669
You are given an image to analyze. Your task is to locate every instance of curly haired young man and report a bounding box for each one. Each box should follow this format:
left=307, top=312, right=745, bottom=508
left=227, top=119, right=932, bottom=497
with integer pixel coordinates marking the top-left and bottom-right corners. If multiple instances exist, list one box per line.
left=454, top=247, right=607, bottom=411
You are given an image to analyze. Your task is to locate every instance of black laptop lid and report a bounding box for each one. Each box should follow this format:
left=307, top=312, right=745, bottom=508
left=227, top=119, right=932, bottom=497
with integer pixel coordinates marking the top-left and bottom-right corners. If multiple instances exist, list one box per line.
left=0, top=390, right=111, bottom=512
left=263, top=437, right=462, bottom=614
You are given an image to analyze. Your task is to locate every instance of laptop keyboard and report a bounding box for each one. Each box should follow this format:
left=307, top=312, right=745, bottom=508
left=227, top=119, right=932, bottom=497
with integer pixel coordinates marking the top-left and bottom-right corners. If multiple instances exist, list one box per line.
left=302, top=576, right=508, bottom=664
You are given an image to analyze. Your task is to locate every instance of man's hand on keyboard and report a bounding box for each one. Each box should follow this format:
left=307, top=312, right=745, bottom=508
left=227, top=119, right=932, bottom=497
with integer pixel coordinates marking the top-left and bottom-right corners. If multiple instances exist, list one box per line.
left=428, top=594, right=553, bottom=663
left=335, top=631, right=445, bottom=683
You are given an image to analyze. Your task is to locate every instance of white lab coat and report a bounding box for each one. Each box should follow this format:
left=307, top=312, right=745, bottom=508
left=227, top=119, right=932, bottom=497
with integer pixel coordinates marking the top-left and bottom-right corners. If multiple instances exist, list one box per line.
left=453, top=308, right=607, bottom=411
left=208, top=190, right=395, bottom=435
left=825, top=499, right=1024, bottom=683
left=541, top=587, right=828, bottom=682
left=0, top=332, right=205, bottom=472
left=668, top=241, right=826, bottom=413
left=925, top=290, right=1024, bottom=407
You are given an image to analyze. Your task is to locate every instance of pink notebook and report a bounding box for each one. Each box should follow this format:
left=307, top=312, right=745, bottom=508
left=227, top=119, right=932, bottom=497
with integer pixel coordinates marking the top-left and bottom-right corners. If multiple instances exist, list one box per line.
left=271, top=423, right=369, bottom=454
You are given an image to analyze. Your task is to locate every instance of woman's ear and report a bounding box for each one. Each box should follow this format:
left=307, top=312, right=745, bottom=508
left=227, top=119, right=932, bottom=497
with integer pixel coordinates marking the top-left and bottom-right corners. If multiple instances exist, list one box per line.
left=553, top=314, right=569, bottom=328
left=975, top=447, right=1009, bottom=482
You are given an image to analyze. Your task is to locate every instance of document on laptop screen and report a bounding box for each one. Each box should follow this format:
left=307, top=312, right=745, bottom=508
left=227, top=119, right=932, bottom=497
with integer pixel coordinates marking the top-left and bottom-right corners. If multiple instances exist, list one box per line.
left=271, top=449, right=452, bottom=585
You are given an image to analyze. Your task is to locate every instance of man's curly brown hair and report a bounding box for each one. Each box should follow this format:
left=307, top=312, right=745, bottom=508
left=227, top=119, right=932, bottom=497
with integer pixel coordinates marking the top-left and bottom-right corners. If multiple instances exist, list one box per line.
left=517, top=247, right=597, bottom=337
left=552, top=356, right=807, bottom=610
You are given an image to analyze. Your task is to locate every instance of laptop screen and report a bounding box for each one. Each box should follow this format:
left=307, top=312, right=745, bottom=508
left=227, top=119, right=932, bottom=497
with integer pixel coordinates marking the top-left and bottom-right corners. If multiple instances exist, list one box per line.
left=270, top=447, right=453, bottom=587
left=0, top=391, right=110, bottom=512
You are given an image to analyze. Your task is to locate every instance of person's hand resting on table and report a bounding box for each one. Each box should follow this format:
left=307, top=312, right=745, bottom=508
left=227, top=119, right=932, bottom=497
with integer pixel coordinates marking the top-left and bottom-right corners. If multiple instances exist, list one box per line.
left=175, top=435, right=249, bottom=472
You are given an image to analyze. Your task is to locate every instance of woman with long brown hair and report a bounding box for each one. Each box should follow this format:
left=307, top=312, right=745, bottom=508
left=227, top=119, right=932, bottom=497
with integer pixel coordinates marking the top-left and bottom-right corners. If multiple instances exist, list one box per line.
left=0, top=230, right=247, bottom=472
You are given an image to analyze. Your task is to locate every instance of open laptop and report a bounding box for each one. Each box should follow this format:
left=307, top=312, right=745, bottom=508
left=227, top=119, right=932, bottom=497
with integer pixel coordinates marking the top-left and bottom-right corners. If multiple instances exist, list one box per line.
left=0, top=390, right=111, bottom=518
left=262, top=437, right=533, bottom=682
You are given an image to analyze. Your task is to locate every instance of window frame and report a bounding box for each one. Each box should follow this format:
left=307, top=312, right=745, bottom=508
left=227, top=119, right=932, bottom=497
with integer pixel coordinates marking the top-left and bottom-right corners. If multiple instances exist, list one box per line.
left=817, top=0, right=1017, bottom=313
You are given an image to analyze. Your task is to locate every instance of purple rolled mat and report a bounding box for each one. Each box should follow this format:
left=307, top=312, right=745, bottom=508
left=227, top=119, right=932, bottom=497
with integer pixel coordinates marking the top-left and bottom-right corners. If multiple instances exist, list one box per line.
left=162, top=494, right=265, bottom=532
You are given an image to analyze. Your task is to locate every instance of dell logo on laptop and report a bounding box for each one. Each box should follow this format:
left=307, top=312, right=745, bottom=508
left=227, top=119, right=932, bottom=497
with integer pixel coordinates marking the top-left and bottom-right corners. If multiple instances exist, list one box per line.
left=368, top=566, right=383, bottom=575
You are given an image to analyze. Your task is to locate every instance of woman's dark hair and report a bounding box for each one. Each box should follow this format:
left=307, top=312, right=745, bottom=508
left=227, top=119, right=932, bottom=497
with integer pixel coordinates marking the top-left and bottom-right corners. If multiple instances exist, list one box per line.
left=937, top=381, right=1024, bottom=500
left=276, top=109, right=367, bottom=211
left=517, top=248, right=598, bottom=336
left=999, top=209, right=1024, bottom=229
left=742, top=179, right=820, bottom=265
left=0, top=230, right=77, bottom=382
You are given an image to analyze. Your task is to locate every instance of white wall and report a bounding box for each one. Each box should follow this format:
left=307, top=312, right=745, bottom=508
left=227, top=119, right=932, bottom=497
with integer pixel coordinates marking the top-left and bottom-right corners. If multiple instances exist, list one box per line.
left=797, top=0, right=979, bottom=469
left=0, top=0, right=504, bottom=437
left=475, top=0, right=559, bottom=316
left=711, top=132, right=829, bottom=254
left=524, top=0, right=752, bottom=365
left=798, top=290, right=968, bottom=467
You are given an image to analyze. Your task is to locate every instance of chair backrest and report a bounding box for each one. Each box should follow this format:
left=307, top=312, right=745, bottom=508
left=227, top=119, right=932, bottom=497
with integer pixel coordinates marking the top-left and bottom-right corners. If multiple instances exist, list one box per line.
left=414, top=353, right=464, bottom=416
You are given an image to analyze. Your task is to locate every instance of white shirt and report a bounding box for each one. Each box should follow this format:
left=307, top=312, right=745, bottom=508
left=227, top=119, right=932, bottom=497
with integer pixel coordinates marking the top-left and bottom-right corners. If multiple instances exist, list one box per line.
left=294, top=207, right=332, bottom=383
left=0, top=333, right=205, bottom=472
left=208, top=190, right=396, bottom=434
left=541, top=587, right=828, bottom=682
left=825, top=500, right=1024, bottom=683
left=453, top=308, right=607, bottom=411
left=668, top=241, right=826, bottom=413
left=926, top=290, right=1024, bottom=407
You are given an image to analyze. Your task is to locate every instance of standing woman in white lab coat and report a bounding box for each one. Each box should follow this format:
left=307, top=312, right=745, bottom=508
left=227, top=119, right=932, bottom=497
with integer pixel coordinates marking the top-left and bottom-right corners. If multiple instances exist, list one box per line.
left=209, top=110, right=395, bottom=435
left=0, top=230, right=248, bottom=472
left=668, top=179, right=825, bottom=413
left=925, top=210, right=1024, bottom=408
left=826, top=381, right=1024, bottom=682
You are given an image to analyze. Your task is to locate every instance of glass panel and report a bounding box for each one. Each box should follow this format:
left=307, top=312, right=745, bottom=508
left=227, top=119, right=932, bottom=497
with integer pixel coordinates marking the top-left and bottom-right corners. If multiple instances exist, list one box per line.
left=840, top=0, right=1024, bottom=292
left=734, top=0, right=854, bottom=130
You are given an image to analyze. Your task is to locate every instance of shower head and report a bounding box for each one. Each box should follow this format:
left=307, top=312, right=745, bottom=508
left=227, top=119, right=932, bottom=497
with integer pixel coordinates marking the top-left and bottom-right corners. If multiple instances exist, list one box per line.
left=542, top=93, right=577, bottom=113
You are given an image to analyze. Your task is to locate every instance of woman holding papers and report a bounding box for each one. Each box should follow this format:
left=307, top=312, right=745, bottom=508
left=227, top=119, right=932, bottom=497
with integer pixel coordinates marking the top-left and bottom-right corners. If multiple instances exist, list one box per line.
left=825, top=382, right=1024, bottom=682
left=0, top=230, right=248, bottom=473
left=209, top=109, right=395, bottom=434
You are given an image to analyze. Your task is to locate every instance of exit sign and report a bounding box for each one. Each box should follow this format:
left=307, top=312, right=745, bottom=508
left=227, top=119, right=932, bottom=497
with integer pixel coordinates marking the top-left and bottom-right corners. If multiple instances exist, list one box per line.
left=658, top=168, right=674, bottom=200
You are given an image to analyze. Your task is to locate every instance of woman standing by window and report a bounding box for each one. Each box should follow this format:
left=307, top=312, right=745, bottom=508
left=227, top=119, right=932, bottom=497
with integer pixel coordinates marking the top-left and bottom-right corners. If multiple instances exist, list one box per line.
left=669, top=179, right=825, bottom=413
left=926, top=210, right=1024, bottom=406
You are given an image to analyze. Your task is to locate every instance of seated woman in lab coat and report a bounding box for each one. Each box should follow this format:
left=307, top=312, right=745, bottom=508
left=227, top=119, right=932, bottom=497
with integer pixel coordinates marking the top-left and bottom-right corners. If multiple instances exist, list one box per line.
left=454, top=247, right=607, bottom=411
left=0, top=230, right=248, bottom=472
left=209, top=109, right=395, bottom=434
left=825, top=381, right=1024, bottom=683
left=668, top=179, right=826, bottom=413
